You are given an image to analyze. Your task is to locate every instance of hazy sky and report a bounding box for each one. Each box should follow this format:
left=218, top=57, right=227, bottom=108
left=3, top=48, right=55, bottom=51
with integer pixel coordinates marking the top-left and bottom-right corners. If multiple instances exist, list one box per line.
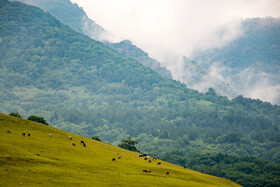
left=70, top=0, right=280, bottom=60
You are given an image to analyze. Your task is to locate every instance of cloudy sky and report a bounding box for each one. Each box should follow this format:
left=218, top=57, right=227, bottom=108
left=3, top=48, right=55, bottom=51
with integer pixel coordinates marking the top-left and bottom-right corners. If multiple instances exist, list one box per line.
left=70, top=0, right=280, bottom=60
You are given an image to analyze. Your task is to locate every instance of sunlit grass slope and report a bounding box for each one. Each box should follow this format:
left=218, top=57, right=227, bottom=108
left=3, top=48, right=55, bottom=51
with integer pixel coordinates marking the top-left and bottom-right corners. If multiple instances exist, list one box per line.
left=0, top=113, right=240, bottom=187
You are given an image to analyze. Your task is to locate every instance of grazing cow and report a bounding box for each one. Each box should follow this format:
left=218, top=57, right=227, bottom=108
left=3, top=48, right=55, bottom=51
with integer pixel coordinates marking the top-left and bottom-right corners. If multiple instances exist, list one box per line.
left=49, top=133, right=52, bottom=137
left=183, top=166, right=186, bottom=169
left=157, top=162, right=161, bottom=165
left=28, top=133, right=31, bottom=137
left=144, top=158, right=148, bottom=160
left=69, top=136, right=72, bottom=140
left=72, top=143, right=76, bottom=146
left=118, top=156, right=122, bottom=159
left=112, top=158, right=116, bottom=161
left=80, top=140, right=85, bottom=144
left=147, top=156, right=151, bottom=159
left=153, top=157, right=157, bottom=160
left=143, top=170, right=151, bottom=173
left=166, top=172, right=169, bottom=175
left=148, top=160, right=151, bottom=163
left=143, top=154, right=147, bottom=157
left=83, top=143, right=86, bottom=147
left=7, top=130, right=11, bottom=134
left=36, top=154, right=40, bottom=156
left=22, top=133, right=26, bottom=136
left=139, top=154, right=143, bottom=157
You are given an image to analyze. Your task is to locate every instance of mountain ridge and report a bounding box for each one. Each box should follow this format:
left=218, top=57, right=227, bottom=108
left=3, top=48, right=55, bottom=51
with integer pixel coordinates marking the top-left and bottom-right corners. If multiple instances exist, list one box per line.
left=1, top=0, right=279, bottom=168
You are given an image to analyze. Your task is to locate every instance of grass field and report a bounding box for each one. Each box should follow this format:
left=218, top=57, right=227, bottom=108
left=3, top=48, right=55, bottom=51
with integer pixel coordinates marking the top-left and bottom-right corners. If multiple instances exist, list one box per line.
left=0, top=113, right=241, bottom=186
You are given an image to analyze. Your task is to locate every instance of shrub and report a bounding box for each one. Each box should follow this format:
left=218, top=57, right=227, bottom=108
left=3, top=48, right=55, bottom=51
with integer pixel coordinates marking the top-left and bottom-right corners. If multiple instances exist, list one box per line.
left=27, top=115, right=49, bottom=125
left=9, top=112, right=21, bottom=118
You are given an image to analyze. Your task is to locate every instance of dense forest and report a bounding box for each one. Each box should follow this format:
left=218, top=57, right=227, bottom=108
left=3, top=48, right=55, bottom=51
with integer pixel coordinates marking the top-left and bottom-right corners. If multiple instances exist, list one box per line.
left=11, top=0, right=173, bottom=79
left=0, top=1, right=280, bottom=186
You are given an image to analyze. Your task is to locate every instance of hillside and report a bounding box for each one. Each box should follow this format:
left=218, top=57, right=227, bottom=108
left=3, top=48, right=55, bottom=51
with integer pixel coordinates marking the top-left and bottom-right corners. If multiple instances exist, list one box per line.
left=1, top=0, right=280, bottom=164
left=0, top=113, right=240, bottom=186
left=10, top=0, right=172, bottom=79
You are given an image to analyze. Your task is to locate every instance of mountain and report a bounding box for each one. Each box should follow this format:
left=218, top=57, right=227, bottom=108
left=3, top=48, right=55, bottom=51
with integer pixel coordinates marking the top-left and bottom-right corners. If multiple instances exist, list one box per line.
left=0, top=113, right=241, bottom=186
left=1, top=1, right=280, bottom=185
left=192, top=17, right=280, bottom=104
left=1, top=1, right=280, bottom=183
left=9, top=0, right=110, bottom=41
left=104, top=40, right=173, bottom=79
left=10, top=0, right=172, bottom=79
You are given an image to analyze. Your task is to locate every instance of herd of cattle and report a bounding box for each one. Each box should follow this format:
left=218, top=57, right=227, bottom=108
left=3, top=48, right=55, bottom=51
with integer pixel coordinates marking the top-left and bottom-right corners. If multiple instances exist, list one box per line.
left=6, top=130, right=191, bottom=176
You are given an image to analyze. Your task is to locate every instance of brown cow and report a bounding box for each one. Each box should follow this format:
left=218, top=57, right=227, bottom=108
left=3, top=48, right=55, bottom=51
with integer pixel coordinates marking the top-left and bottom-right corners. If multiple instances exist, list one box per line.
left=143, top=170, right=151, bottom=173
left=22, top=133, right=26, bottom=136
left=72, top=143, right=76, bottom=146
left=7, top=130, right=11, bottom=134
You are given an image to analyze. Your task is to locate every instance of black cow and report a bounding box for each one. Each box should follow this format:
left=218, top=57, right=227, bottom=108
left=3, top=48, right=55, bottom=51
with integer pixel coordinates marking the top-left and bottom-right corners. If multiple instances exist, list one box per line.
left=148, top=160, right=151, bottom=163
left=81, top=140, right=85, bottom=144
left=166, top=172, right=169, bottom=175
left=72, top=143, right=76, bottom=146
left=7, top=130, right=11, bottom=134
left=157, top=162, right=161, bottom=165
left=112, top=158, right=116, bottom=161
left=22, top=133, right=26, bottom=136
left=28, top=133, right=31, bottom=137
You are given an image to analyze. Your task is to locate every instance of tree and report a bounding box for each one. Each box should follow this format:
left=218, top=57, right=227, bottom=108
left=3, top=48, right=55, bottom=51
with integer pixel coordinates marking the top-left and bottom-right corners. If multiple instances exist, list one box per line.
left=92, top=135, right=101, bottom=142
left=118, top=137, right=139, bottom=152
left=27, top=115, right=49, bottom=125
left=9, top=112, right=21, bottom=118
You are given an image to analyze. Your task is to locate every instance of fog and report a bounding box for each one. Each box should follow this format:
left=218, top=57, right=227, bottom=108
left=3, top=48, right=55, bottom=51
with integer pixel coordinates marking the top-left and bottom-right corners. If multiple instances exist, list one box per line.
left=70, top=0, right=280, bottom=104
left=70, top=0, right=280, bottom=59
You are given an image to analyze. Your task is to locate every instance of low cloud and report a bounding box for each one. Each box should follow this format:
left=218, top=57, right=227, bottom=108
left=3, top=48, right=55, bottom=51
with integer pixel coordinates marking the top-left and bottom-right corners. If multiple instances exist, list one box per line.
left=71, top=0, right=280, bottom=60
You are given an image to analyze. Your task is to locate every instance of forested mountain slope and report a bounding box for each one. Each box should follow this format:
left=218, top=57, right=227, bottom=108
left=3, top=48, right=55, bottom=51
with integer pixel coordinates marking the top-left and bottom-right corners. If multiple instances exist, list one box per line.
left=1, top=0, right=280, bottom=168
left=10, top=0, right=172, bottom=79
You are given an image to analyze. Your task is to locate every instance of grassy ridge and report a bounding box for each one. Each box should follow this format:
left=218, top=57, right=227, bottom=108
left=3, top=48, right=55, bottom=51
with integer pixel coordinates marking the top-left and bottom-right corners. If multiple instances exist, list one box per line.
left=0, top=113, right=240, bottom=186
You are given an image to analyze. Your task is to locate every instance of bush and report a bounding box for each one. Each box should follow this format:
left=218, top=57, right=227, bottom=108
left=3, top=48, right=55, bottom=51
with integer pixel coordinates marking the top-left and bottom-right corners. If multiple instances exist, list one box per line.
left=27, top=115, right=49, bottom=125
left=9, top=112, right=21, bottom=118
left=92, top=135, right=101, bottom=142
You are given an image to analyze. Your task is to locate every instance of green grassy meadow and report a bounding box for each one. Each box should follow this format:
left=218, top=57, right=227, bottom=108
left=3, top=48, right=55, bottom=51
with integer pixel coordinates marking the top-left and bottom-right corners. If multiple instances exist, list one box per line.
left=0, top=113, right=240, bottom=186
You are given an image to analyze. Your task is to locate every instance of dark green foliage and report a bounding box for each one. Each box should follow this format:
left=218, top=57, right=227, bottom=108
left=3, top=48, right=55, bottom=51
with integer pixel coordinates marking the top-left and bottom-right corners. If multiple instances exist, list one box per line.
left=92, top=135, right=101, bottom=142
left=27, top=115, right=49, bottom=126
left=118, top=137, right=139, bottom=152
left=9, top=112, right=21, bottom=118
left=184, top=153, right=280, bottom=187
left=159, top=151, right=280, bottom=187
